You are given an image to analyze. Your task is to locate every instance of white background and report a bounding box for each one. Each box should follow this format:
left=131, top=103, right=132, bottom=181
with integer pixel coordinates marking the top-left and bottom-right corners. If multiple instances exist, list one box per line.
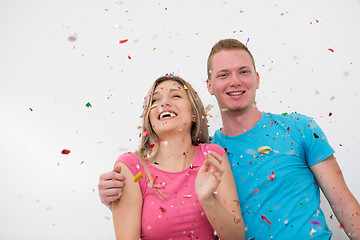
left=0, top=0, right=359, bottom=239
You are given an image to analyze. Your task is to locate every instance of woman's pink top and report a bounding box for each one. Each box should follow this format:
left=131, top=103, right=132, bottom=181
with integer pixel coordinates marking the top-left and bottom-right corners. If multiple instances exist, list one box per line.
left=116, top=143, right=225, bottom=240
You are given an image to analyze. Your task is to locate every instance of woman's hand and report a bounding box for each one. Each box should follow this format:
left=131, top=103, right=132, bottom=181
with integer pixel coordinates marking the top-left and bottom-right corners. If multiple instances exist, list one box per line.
left=195, top=151, right=225, bottom=201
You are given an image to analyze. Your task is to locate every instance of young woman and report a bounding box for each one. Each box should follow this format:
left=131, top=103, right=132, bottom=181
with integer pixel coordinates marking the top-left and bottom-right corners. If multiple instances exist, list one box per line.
left=111, top=75, right=244, bottom=240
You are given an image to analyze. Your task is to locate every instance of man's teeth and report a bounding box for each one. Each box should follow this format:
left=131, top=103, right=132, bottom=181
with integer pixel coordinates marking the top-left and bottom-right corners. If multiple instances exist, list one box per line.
left=228, top=91, right=244, bottom=96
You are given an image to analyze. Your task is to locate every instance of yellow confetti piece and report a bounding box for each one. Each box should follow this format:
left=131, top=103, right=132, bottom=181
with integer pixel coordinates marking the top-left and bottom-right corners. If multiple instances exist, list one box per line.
left=132, top=172, right=143, bottom=182
left=258, top=146, right=272, bottom=154
left=184, top=85, right=188, bottom=90
left=183, top=195, right=192, bottom=198
left=180, top=199, right=185, bottom=204
left=179, top=128, right=183, bottom=131
left=309, top=228, right=316, bottom=239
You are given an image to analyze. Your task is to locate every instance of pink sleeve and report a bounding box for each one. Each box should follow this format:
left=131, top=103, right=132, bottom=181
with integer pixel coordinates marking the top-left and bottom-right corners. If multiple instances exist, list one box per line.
left=114, top=152, right=148, bottom=195
left=200, top=143, right=225, bottom=156
left=114, top=152, right=142, bottom=177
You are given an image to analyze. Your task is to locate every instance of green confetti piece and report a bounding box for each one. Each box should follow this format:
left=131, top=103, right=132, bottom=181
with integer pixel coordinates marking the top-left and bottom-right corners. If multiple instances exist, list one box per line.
left=80, top=161, right=84, bottom=165
left=282, top=112, right=288, bottom=116
left=86, top=102, right=92, bottom=108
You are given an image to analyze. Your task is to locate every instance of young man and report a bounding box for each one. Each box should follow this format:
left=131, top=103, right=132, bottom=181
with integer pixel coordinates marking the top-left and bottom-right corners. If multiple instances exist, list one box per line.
left=98, top=39, right=360, bottom=239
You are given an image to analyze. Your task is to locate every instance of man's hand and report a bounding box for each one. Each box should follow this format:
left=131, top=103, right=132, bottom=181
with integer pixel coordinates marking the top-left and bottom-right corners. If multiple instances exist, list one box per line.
left=98, top=164, right=126, bottom=208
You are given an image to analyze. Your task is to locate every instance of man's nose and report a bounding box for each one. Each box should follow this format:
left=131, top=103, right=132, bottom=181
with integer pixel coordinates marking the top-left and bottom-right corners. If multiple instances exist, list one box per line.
left=229, top=74, right=242, bottom=87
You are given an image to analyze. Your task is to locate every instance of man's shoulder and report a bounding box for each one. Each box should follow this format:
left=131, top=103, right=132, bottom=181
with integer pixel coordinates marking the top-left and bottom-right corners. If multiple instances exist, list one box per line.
left=264, top=112, right=313, bottom=123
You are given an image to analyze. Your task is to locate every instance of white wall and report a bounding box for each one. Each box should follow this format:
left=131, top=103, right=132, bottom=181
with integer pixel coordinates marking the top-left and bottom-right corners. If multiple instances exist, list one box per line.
left=0, top=0, right=359, bottom=239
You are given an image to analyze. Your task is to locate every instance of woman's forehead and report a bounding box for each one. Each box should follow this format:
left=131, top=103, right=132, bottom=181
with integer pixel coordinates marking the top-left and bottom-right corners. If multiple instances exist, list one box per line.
left=154, top=80, right=184, bottom=93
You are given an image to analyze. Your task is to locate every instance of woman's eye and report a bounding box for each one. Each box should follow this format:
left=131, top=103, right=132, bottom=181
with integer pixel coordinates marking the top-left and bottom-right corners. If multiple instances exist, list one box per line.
left=152, top=99, right=158, bottom=104
left=173, top=95, right=181, bottom=98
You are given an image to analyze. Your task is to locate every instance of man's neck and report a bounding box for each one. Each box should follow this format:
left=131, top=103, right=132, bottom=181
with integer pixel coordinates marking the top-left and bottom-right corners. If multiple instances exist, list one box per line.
left=220, top=106, right=262, bottom=136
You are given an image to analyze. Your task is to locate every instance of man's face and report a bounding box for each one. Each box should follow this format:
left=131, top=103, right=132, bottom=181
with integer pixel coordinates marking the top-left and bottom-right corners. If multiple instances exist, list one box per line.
left=207, top=49, right=259, bottom=113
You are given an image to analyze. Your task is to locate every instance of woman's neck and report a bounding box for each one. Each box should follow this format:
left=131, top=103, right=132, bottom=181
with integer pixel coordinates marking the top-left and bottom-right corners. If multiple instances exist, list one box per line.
left=150, top=134, right=196, bottom=172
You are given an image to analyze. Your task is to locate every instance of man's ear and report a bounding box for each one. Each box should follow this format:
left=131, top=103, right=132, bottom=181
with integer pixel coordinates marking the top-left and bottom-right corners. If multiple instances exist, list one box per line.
left=255, top=72, right=260, bottom=89
left=206, top=79, right=214, bottom=95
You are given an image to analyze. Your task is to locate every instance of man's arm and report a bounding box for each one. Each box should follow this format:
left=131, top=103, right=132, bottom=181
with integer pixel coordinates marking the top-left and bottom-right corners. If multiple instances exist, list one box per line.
left=98, top=164, right=126, bottom=207
left=310, top=154, right=360, bottom=239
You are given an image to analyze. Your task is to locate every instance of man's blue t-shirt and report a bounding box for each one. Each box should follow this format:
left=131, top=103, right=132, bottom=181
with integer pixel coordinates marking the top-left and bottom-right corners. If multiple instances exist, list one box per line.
left=212, top=112, right=335, bottom=240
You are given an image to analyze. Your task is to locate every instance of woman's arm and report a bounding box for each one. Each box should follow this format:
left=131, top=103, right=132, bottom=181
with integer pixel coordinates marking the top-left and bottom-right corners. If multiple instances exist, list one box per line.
left=195, top=152, right=245, bottom=240
left=111, top=162, right=143, bottom=240
left=310, top=154, right=360, bottom=239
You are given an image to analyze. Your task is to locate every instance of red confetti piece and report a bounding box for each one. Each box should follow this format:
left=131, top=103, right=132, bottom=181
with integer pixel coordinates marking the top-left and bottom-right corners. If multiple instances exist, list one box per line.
left=252, top=189, right=259, bottom=194
left=149, top=144, right=155, bottom=149
left=119, top=39, right=128, bottom=44
left=329, top=112, right=332, bottom=116
left=328, top=48, right=334, bottom=52
left=261, top=214, right=272, bottom=224
left=61, top=149, right=70, bottom=155
left=269, top=171, right=275, bottom=181
left=128, top=55, right=131, bottom=59
left=339, top=222, right=344, bottom=229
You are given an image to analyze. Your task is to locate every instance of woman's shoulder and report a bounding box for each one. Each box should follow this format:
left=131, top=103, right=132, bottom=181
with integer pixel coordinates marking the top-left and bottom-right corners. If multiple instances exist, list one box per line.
left=198, top=143, right=225, bottom=156
left=115, top=152, right=142, bottom=171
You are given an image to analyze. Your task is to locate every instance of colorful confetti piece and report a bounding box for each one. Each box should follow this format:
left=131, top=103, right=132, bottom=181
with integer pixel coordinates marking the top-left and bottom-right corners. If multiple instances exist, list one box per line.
left=132, top=172, right=143, bottom=182
left=61, top=149, right=71, bottom=155
left=119, top=39, right=128, bottom=44
left=328, top=48, right=334, bottom=52
left=86, top=102, right=92, bottom=108
left=258, top=146, right=272, bottom=154
left=260, top=214, right=272, bottom=224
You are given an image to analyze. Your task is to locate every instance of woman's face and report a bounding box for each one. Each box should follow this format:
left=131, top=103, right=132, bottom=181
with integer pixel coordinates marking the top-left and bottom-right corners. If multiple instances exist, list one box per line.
left=149, top=80, right=193, bottom=138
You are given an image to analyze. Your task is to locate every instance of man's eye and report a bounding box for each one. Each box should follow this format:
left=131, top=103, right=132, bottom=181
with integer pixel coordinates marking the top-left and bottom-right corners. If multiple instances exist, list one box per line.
left=173, top=95, right=181, bottom=98
left=240, top=70, right=251, bottom=75
left=152, top=99, right=158, bottom=104
left=218, top=73, right=228, bottom=78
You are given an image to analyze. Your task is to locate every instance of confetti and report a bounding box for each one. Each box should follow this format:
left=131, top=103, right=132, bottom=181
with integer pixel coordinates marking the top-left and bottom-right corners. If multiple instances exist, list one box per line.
left=309, top=220, right=321, bottom=226
left=328, top=112, right=332, bottom=117
left=309, top=228, right=316, bottom=238
left=132, top=172, right=143, bottom=182
left=328, top=48, right=334, bottom=52
left=143, top=131, right=149, bottom=136
left=313, top=133, right=319, bottom=138
left=80, top=161, right=84, bottom=165
left=67, top=33, right=78, bottom=42
left=86, top=102, right=92, bottom=108
left=260, top=214, right=272, bottom=224
left=258, top=146, right=272, bottom=154
left=246, top=37, right=250, bottom=46
left=29, top=108, right=33, bottom=111
left=61, top=149, right=71, bottom=155
left=119, top=39, right=128, bottom=44
left=269, top=171, right=275, bottom=181
left=184, top=85, right=188, bottom=90
left=128, top=55, right=131, bottom=59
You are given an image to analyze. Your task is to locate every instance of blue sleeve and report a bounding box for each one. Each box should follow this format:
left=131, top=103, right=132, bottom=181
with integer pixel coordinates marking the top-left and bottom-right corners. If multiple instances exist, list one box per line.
left=296, top=114, right=335, bottom=166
